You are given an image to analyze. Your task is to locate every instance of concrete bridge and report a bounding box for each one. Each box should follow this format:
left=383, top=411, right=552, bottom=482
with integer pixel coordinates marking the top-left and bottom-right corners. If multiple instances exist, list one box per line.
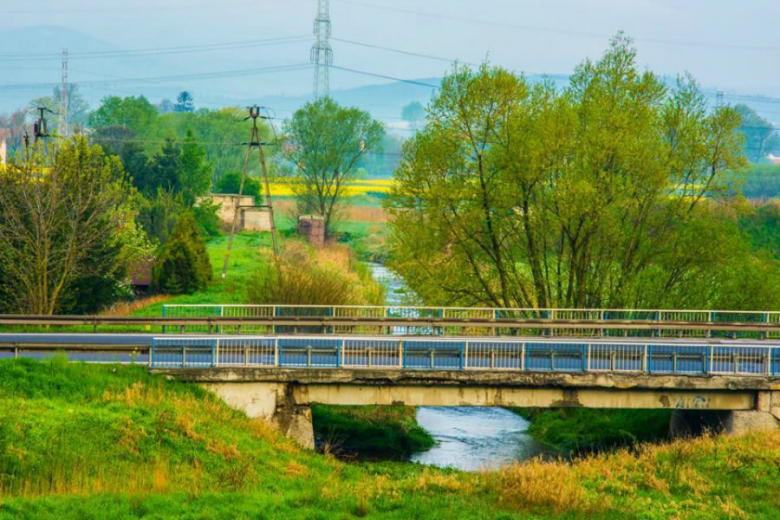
left=151, top=335, right=780, bottom=448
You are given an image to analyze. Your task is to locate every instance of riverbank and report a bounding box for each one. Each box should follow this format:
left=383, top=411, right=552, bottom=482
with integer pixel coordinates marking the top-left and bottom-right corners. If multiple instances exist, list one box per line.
left=1, top=358, right=778, bottom=519
left=511, top=408, right=672, bottom=455
left=311, top=405, right=434, bottom=460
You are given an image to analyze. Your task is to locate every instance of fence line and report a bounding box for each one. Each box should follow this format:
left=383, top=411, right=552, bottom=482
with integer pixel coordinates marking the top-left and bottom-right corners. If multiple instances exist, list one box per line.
left=151, top=336, right=780, bottom=377
left=161, top=304, right=780, bottom=339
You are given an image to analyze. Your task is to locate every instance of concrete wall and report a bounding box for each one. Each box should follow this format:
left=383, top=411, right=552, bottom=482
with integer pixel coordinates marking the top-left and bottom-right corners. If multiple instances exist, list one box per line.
left=168, top=368, right=780, bottom=447
left=241, top=207, right=272, bottom=232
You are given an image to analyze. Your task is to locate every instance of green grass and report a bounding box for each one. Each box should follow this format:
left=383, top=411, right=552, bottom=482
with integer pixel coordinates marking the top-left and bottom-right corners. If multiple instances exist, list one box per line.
left=0, top=358, right=778, bottom=519
left=311, top=405, right=434, bottom=460
left=511, top=408, right=672, bottom=455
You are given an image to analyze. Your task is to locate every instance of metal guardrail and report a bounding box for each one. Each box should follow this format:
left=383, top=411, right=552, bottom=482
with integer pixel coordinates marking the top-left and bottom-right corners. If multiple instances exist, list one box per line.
left=1, top=309, right=779, bottom=339
left=0, top=342, right=149, bottom=363
left=161, top=304, right=780, bottom=339
left=151, top=336, right=780, bottom=377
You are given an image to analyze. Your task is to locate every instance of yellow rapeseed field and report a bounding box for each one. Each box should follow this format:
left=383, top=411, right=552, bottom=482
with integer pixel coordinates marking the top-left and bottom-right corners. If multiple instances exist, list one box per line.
left=268, top=179, right=397, bottom=197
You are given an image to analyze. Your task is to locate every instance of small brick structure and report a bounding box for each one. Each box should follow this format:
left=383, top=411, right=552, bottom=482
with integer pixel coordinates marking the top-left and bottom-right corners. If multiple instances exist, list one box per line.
left=297, top=215, right=326, bottom=247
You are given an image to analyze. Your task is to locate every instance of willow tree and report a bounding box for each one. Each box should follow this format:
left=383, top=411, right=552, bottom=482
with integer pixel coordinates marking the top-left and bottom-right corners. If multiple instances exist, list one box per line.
left=387, top=35, right=753, bottom=310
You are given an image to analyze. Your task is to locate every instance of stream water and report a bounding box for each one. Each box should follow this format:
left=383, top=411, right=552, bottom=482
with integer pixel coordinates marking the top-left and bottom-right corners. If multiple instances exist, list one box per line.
left=367, top=263, right=549, bottom=471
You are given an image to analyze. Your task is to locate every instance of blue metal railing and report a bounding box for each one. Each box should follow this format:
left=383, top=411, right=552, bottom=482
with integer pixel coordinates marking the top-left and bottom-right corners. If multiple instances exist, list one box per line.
left=150, top=336, right=779, bottom=377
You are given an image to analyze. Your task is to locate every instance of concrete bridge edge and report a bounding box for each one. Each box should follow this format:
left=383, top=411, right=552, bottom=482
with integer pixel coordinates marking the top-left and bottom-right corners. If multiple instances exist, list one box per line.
left=670, top=391, right=780, bottom=437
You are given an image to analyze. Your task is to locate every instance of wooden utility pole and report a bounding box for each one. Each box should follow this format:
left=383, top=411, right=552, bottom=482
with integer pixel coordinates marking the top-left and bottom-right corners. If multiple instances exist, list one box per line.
left=221, top=105, right=279, bottom=278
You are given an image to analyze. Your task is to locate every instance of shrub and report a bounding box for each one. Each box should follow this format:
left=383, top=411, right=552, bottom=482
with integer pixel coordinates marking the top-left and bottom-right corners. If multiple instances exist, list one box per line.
left=152, top=213, right=213, bottom=294
left=214, top=172, right=261, bottom=203
left=247, top=240, right=384, bottom=305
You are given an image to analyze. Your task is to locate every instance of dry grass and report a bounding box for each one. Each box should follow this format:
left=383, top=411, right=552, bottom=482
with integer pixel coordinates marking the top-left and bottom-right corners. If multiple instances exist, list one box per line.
left=100, top=294, right=171, bottom=316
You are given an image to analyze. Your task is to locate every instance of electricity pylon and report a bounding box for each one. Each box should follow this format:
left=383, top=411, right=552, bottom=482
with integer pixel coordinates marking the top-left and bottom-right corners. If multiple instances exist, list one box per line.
left=221, top=105, right=279, bottom=279
left=310, top=0, right=333, bottom=97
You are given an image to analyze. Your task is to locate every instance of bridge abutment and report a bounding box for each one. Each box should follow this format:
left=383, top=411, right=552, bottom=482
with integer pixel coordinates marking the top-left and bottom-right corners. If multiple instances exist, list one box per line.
left=671, top=391, right=780, bottom=437
left=201, top=382, right=314, bottom=449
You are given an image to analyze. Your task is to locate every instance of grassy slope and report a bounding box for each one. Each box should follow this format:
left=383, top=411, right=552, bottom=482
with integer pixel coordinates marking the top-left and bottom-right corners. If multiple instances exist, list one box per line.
left=0, top=359, right=779, bottom=519
left=311, top=405, right=434, bottom=460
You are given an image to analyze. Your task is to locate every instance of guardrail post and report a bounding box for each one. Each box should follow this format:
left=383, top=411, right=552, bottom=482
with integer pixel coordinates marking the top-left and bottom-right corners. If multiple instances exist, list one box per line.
left=582, top=344, right=588, bottom=372
left=519, top=342, right=526, bottom=371
left=244, top=343, right=250, bottom=366
left=182, top=346, right=187, bottom=368
left=430, top=349, right=435, bottom=369
left=610, top=350, right=616, bottom=372
left=647, top=345, right=653, bottom=373
left=734, top=352, right=739, bottom=374
left=213, top=339, right=219, bottom=367
left=274, top=338, right=279, bottom=367
left=463, top=341, right=469, bottom=370
left=13, top=344, right=19, bottom=360
left=766, top=348, right=771, bottom=376
left=367, top=347, right=373, bottom=368
left=398, top=340, right=404, bottom=369
left=307, top=345, right=312, bottom=367
left=149, top=340, right=154, bottom=367
left=703, top=347, right=709, bottom=375
left=672, top=351, right=677, bottom=373
left=642, top=345, right=648, bottom=373
left=550, top=350, right=556, bottom=371
left=338, top=339, right=344, bottom=368
left=490, top=348, right=495, bottom=370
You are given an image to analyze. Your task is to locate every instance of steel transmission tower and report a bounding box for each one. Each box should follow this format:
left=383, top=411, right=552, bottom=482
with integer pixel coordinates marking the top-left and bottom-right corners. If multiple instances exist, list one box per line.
left=310, top=0, right=333, bottom=97
left=59, top=49, right=69, bottom=139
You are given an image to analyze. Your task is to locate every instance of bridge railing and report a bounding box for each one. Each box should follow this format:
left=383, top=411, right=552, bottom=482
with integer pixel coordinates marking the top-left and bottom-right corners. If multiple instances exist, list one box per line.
left=161, top=304, right=780, bottom=339
left=150, top=336, right=780, bottom=377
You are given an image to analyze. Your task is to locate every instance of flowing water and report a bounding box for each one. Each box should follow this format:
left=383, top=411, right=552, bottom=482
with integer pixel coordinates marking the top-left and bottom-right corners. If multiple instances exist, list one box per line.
left=366, top=263, right=549, bottom=471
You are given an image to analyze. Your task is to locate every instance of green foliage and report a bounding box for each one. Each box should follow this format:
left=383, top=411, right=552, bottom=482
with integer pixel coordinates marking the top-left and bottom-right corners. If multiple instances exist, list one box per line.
left=281, top=97, right=385, bottom=236
left=152, top=213, right=213, bottom=294
left=0, top=137, right=142, bottom=314
left=387, top=35, right=777, bottom=311
left=739, top=203, right=780, bottom=258
left=88, top=96, right=158, bottom=135
left=0, top=358, right=779, bottom=519
left=513, top=408, right=671, bottom=455
left=247, top=240, right=385, bottom=306
left=174, top=91, right=194, bottom=113
left=311, top=405, right=434, bottom=460
left=737, top=163, right=780, bottom=198
left=179, top=129, right=214, bottom=206
left=214, top=172, right=261, bottom=202
left=735, top=104, right=780, bottom=162
left=192, top=198, right=222, bottom=239
left=139, top=137, right=181, bottom=195
left=137, top=189, right=180, bottom=245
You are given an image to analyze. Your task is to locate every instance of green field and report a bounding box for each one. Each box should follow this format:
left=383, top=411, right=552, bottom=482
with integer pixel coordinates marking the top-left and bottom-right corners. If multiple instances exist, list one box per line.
left=1, top=358, right=779, bottom=519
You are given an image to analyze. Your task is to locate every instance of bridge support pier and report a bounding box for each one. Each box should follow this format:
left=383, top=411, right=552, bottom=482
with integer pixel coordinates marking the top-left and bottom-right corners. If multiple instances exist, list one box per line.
left=671, top=391, right=780, bottom=437
left=200, top=382, right=314, bottom=449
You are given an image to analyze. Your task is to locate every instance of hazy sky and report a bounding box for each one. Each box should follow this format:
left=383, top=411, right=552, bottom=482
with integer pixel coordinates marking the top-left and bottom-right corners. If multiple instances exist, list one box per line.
left=3, top=0, right=780, bottom=102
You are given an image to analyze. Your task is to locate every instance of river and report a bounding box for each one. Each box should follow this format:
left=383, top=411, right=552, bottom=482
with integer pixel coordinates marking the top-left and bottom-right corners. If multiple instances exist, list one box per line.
left=367, top=263, right=548, bottom=471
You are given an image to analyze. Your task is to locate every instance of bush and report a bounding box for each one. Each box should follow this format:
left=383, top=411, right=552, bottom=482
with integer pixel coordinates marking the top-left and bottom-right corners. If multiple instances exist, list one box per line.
left=247, top=240, right=384, bottom=305
left=192, top=198, right=221, bottom=238
left=152, top=213, right=213, bottom=294
left=214, top=172, right=261, bottom=202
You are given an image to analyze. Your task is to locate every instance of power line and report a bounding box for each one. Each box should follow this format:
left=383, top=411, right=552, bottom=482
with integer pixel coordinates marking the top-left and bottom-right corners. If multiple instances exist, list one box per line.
left=332, top=37, right=477, bottom=66
left=330, top=65, right=438, bottom=88
left=0, top=36, right=309, bottom=62
left=0, top=63, right=313, bottom=91
left=333, top=0, right=780, bottom=54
